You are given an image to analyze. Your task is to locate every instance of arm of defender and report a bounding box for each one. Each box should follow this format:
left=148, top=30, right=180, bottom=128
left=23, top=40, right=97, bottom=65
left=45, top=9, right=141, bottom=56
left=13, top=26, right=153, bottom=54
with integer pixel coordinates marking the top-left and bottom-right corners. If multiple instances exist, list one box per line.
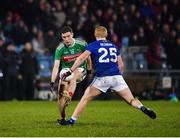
left=71, top=50, right=91, bottom=72
left=87, top=55, right=92, bottom=71
left=117, top=55, right=125, bottom=74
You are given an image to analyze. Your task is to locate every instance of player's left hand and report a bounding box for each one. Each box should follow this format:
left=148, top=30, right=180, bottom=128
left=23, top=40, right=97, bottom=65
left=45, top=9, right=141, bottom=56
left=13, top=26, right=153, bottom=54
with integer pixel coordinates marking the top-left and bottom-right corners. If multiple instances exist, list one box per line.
left=61, top=69, right=72, bottom=80
left=50, top=82, right=55, bottom=93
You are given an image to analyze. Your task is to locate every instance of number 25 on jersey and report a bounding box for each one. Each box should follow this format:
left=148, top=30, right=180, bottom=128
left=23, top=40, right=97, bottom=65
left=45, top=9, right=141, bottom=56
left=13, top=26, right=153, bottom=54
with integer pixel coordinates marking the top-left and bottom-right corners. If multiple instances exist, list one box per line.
left=98, top=47, right=117, bottom=63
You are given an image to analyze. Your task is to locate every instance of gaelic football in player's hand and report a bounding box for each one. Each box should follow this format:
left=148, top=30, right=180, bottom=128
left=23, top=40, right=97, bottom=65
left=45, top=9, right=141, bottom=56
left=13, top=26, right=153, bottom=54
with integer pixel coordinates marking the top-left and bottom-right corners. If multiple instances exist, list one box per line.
left=61, top=68, right=72, bottom=81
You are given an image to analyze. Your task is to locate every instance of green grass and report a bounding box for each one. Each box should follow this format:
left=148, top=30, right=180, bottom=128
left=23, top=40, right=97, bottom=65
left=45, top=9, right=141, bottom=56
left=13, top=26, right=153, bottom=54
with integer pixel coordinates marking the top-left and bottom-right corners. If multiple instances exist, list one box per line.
left=0, top=100, right=180, bottom=137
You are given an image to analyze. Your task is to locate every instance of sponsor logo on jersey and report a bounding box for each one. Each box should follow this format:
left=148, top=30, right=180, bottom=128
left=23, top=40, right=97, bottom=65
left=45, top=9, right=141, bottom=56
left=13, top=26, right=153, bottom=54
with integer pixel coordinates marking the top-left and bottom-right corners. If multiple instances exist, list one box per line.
left=70, top=49, right=75, bottom=54
left=62, top=53, right=82, bottom=63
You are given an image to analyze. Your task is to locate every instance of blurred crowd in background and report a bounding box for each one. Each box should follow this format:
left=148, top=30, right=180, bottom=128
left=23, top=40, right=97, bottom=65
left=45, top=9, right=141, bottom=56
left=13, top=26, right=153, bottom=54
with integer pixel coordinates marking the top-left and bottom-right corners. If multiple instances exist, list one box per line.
left=0, top=0, right=180, bottom=100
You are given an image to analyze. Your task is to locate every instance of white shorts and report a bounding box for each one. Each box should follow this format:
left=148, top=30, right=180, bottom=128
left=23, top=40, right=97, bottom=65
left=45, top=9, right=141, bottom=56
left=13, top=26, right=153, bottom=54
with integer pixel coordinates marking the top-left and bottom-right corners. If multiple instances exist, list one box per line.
left=91, top=75, right=128, bottom=93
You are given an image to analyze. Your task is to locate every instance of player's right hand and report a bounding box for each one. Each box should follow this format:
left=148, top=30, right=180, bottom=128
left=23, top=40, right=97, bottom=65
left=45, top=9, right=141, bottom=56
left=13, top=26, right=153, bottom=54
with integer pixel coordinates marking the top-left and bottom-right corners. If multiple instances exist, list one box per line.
left=50, top=82, right=55, bottom=93
left=61, top=69, right=72, bottom=81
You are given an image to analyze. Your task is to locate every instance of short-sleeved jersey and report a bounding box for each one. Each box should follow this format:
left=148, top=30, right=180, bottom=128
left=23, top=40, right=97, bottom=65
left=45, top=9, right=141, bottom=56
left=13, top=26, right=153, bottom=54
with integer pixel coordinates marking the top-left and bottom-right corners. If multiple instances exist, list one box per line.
left=55, top=39, right=87, bottom=69
left=86, top=40, right=121, bottom=77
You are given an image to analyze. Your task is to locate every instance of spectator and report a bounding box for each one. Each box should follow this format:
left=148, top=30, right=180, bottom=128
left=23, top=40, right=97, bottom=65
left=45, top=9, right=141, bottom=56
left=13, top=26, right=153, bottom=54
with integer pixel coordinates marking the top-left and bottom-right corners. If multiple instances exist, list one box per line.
left=31, top=30, right=45, bottom=54
left=147, top=37, right=161, bottom=69
left=77, top=4, right=89, bottom=33
left=129, top=26, right=146, bottom=46
left=14, top=18, right=30, bottom=45
left=66, top=6, right=78, bottom=30
left=22, top=0, right=39, bottom=29
left=2, top=42, right=19, bottom=100
left=119, top=14, right=131, bottom=37
left=39, top=2, right=56, bottom=31
left=145, top=20, right=162, bottom=69
left=161, top=23, right=175, bottom=68
left=53, top=0, right=66, bottom=29
left=18, top=42, right=39, bottom=100
left=44, top=29, right=58, bottom=54
left=2, top=11, right=14, bottom=39
left=139, top=0, right=156, bottom=19
left=82, top=14, right=98, bottom=43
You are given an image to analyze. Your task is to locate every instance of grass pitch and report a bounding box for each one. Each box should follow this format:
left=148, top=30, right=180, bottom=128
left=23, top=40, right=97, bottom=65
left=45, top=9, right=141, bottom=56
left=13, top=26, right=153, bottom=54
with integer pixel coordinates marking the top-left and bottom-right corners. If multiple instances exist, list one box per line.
left=0, top=100, right=180, bottom=137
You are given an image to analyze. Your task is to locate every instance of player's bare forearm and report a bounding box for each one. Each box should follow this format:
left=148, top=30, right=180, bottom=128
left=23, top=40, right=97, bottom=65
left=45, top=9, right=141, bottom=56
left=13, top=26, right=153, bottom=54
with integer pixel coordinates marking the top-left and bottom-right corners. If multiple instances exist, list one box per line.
left=51, top=67, right=58, bottom=82
left=51, top=60, right=60, bottom=82
left=71, top=50, right=91, bottom=72
left=87, top=56, right=92, bottom=70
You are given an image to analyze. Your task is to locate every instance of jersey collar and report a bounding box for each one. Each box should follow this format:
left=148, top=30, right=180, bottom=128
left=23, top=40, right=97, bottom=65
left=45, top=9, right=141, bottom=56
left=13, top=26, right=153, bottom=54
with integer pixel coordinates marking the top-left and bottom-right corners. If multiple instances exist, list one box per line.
left=96, top=37, right=106, bottom=41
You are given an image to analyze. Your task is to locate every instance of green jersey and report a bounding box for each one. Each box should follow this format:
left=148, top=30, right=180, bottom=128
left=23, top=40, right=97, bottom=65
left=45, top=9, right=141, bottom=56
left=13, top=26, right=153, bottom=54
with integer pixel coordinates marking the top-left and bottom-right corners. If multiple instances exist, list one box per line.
left=55, top=39, right=87, bottom=69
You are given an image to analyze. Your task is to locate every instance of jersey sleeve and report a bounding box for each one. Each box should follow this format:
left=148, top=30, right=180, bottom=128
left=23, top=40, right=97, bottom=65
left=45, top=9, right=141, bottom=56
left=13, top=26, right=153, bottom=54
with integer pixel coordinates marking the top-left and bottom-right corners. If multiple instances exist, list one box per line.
left=54, top=44, right=64, bottom=60
left=75, top=39, right=87, bottom=49
left=86, top=43, right=94, bottom=53
left=82, top=40, right=88, bottom=47
left=81, top=41, right=88, bottom=51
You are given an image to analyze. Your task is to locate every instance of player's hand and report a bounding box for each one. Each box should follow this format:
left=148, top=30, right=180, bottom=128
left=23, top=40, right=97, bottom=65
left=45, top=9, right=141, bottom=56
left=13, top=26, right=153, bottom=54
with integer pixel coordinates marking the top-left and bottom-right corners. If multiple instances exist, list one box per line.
left=61, top=69, right=72, bottom=81
left=50, top=82, right=55, bottom=93
left=87, top=70, right=92, bottom=75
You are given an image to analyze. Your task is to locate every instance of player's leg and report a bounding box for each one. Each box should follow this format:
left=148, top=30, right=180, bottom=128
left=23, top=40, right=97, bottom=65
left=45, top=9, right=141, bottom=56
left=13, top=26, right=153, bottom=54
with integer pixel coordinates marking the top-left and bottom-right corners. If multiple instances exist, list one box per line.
left=57, top=69, right=83, bottom=125
left=63, top=69, right=82, bottom=106
left=112, top=75, right=156, bottom=119
left=57, top=96, right=68, bottom=125
left=57, top=80, right=69, bottom=125
left=117, top=87, right=156, bottom=119
left=117, top=87, right=142, bottom=108
left=68, top=86, right=101, bottom=125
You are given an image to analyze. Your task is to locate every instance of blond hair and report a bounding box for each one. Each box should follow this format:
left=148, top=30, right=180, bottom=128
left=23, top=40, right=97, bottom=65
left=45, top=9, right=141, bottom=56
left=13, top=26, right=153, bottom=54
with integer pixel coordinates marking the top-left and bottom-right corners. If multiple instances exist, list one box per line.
left=94, top=26, right=108, bottom=38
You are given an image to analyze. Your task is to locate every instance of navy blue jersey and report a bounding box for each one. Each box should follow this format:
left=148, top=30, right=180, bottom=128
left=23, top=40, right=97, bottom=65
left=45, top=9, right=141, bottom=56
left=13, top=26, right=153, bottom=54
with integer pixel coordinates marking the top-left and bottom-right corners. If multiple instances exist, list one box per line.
left=86, top=40, right=121, bottom=77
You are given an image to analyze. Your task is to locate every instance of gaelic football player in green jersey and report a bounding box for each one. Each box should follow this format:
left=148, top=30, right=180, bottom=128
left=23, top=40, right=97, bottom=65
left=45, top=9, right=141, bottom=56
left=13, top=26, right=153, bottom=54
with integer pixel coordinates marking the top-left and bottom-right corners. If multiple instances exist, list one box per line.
left=50, top=26, right=92, bottom=125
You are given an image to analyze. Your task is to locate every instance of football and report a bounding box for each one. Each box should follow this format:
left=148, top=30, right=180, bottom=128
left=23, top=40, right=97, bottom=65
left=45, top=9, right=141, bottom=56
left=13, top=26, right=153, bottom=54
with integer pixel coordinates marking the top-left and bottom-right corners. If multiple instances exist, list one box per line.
left=77, top=67, right=86, bottom=83
left=59, top=68, right=74, bottom=82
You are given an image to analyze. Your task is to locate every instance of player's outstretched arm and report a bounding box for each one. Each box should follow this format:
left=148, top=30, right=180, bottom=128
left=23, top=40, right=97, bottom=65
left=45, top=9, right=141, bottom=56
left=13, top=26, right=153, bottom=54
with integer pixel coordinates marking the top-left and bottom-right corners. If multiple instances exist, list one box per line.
left=71, top=50, right=91, bottom=72
left=87, top=55, right=92, bottom=71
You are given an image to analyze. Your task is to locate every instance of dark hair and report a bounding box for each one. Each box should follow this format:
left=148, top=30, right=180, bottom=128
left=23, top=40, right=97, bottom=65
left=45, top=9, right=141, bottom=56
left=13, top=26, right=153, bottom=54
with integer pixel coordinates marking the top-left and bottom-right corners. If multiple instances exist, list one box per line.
left=61, top=26, right=73, bottom=34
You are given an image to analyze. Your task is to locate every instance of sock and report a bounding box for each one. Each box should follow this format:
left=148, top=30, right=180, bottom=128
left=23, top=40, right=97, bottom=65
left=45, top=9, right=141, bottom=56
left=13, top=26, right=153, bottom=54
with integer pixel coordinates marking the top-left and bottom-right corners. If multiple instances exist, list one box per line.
left=69, top=116, right=76, bottom=124
left=139, top=105, right=146, bottom=112
left=137, top=104, right=145, bottom=111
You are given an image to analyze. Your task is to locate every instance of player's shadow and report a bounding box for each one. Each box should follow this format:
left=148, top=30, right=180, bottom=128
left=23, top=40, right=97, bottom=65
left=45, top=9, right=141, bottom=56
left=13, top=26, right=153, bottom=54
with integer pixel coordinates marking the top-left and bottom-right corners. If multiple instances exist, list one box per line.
left=36, top=120, right=120, bottom=128
left=34, top=120, right=60, bottom=128
left=77, top=121, right=119, bottom=127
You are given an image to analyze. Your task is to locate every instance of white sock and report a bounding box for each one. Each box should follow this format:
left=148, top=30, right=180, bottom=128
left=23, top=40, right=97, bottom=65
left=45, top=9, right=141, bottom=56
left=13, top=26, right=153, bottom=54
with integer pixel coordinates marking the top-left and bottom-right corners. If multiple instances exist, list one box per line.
left=71, top=116, right=77, bottom=121
left=137, top=104, right=144, bottom=109
left=70, top=116, right=77, bottom=124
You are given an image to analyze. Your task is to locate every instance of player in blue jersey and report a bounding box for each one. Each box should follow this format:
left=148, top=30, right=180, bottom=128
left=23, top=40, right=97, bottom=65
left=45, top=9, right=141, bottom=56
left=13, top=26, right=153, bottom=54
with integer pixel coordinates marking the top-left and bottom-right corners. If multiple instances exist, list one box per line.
left=61, top=26, right=156, bottom=125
